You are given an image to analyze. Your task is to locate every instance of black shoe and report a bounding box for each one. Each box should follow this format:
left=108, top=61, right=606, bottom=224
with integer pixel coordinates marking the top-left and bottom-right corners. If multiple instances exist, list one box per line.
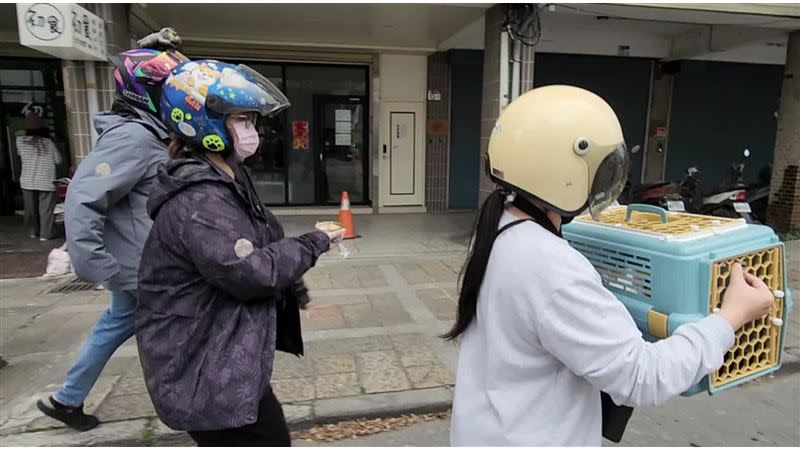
left=36, top=396, right=100, bottom=432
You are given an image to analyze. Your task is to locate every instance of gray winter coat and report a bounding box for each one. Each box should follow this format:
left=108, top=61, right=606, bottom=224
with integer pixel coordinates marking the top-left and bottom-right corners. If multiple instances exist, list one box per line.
left=64, top=102, right=169, bottom=291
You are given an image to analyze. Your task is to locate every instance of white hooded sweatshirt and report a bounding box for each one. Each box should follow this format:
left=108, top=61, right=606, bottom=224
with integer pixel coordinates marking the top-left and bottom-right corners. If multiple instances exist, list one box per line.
left=450, top=210, right=735, bottom=446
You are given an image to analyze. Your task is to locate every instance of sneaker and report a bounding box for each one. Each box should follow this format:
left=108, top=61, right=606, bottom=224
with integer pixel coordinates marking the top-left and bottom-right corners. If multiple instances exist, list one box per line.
left=30, top=235, right=37, bottom=239
left=36, top=396, right=100, bottom=432
left=39, top=238, right=48, bottom=242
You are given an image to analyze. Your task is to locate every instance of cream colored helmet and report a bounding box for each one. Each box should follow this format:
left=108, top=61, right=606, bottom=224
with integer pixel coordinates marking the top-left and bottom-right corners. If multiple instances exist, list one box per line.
left=487, top=85, right=629, bottom=220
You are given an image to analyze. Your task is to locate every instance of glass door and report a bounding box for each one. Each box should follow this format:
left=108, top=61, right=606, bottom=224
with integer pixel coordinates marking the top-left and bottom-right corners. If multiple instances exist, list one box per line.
left=314, top=95, right=368, bottom=205
left=0, top=58, right=68, bottom=216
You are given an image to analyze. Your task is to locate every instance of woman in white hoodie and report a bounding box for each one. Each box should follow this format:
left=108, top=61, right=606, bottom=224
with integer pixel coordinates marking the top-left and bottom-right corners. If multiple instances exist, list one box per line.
left=446, top=85, right=775, bottom=446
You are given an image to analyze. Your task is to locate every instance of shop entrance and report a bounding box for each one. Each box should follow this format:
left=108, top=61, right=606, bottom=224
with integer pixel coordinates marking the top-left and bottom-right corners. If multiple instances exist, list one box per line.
left=0, top=58, right=69, bottom=216
left=231, top=61, right=370, bottom=207
left=314, top=95, right=368, bottom=205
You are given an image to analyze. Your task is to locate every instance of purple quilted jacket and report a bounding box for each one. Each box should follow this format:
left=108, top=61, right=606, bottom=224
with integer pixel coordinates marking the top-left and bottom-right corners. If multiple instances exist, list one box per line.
left=135, top=153, right=329, bottom=431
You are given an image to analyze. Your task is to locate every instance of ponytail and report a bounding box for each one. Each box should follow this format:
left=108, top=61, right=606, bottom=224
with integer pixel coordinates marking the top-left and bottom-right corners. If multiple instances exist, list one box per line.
left=442, top=189, right=508, bottom=341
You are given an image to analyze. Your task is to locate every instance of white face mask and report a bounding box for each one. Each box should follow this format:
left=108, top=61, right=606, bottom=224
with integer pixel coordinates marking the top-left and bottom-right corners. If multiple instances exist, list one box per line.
left=229, top=117, right=260, bottom=161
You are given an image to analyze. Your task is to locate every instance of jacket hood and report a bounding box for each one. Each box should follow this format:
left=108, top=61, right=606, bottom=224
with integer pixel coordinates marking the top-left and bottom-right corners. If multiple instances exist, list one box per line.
left=94, top=100, right=171, bottom=142
left=146, top=153, right=232, bottom=219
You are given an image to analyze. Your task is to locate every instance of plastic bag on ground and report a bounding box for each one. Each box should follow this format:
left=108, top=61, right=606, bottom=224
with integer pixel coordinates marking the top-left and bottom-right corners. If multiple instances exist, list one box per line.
left=43, top=244, right=72, bottom=278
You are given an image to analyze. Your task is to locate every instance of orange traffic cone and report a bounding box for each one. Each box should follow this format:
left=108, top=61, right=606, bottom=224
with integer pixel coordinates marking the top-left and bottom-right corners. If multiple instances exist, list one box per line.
left=338, top=191, right=360, bottom=239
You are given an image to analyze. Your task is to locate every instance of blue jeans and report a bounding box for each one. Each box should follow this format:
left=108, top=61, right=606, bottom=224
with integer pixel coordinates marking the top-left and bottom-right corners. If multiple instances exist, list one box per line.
left=53, top=290, right=137, bottom=407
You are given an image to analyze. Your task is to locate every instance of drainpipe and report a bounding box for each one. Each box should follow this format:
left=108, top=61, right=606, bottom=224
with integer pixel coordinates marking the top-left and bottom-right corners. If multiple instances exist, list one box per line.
left=499, top=31, right=510, bottom=113
left=511, top=36, right=521, bottom=102
left=84, top=61, right=99, bottom=149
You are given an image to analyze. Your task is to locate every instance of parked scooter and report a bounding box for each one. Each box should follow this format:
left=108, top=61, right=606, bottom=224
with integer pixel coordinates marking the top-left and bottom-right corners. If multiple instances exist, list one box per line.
left=696, top=149, right=753, bottom=222
left=746, top=164, right=772, bottom=223
left=621, top=148, right=758, bottom=223
left=621, top=146, right=690, bottom=211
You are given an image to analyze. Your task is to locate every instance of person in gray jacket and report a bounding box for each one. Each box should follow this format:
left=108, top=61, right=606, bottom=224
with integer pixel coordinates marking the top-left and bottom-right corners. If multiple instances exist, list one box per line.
left=37, top=33, right=187, bottom=431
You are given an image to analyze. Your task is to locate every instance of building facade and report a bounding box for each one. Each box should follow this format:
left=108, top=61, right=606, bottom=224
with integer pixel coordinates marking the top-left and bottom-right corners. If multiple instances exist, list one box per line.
left=1, top=3, right=798, bottom=230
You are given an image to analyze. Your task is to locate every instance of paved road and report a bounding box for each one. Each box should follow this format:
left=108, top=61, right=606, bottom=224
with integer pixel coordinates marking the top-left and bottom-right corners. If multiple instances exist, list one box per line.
left=1, top=213, right=797, bottom=446
left=301, top=369, right=799, bottom=447
left=0, top=213, right=474, bottom=444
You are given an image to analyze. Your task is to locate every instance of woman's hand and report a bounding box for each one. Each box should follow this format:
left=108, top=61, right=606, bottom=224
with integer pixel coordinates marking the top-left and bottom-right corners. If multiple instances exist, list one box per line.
left=323, top=228, right=346, bottom=251
left=718, top=263, right=775, bottom=330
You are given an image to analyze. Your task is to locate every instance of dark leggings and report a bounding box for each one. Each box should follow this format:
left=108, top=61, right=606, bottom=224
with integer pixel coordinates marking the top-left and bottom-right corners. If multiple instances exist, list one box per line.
left=188, top=388, right=290, bottom=447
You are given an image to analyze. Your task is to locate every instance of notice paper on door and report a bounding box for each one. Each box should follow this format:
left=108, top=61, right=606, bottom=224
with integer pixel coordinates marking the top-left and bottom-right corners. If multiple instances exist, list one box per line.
left=335, top=133, right=351, bottom=146
left=335, top=109, right=352, bottom=121
left=335, top=121, right=351, bottom=133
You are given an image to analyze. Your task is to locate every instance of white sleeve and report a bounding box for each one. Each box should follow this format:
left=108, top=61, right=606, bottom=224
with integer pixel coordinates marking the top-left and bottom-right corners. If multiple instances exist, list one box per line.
left=15, top=137, right=28, bottom=157
left=535, top=270, right=735, bottom=407
left=51, top=140, right=62, bottom=165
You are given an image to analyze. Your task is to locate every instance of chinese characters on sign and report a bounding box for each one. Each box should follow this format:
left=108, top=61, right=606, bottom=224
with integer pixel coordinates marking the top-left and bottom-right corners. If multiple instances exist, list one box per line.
left=17, top=3, right=107, bottom=61
left=71, top=4, right=106, bottom=59
left=24, top=3, right=63, bottom=41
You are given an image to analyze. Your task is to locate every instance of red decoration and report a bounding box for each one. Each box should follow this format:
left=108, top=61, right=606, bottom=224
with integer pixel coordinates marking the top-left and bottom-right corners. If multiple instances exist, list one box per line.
left=292, top=120, right=309, bottom=150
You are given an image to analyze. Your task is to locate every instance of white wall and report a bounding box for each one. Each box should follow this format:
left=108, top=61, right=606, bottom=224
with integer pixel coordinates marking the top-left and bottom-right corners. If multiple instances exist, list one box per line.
left=377, top=54, right=428, bottom=209
left=536, top=16, right=789, bottom=65
left=379, top=54, right=428, bottom=102
left=535, top=13, right=674, bottom=58
left=699, top=42, right=789, bottom=65
left=440, top=11, right=788, bottom=65
left=438, top=16, right=485, bottom=51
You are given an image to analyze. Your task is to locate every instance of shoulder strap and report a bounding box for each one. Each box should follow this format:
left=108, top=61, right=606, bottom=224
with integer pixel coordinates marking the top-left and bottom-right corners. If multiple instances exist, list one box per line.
left=496, top=218, right=536, bottom=238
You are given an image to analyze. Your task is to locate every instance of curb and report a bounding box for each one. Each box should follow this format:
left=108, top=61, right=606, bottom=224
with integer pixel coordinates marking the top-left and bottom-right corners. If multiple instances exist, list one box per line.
left=0, top=388, right=454, bottom=447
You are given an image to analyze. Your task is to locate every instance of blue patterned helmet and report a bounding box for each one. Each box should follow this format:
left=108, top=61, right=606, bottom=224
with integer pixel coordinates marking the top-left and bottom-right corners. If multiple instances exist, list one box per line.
left=159, top=60, right=290, bottom=152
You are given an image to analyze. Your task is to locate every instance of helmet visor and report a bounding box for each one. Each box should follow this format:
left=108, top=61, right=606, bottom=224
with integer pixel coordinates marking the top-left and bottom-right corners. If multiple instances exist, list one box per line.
left=588, top=144, right=630, bottom=220
left=207, top=64, right=291, bottom=117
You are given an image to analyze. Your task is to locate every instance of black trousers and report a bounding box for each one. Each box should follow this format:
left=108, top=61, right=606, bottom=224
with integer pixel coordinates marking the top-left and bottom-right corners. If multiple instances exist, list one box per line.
left=189, top=388, right=290, bottom=447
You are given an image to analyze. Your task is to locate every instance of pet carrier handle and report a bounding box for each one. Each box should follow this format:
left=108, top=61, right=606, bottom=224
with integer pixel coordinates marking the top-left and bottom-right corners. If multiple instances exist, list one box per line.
left=625, top=204, right=669, bottom=223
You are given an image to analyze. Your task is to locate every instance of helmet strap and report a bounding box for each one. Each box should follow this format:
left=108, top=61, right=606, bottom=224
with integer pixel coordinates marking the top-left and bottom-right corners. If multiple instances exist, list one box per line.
left=509, top=191, right=562, bottom=238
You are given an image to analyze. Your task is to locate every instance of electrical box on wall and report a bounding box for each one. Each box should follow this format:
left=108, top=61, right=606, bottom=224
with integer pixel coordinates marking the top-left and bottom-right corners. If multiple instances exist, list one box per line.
left=16, top=3, right=107, bottom=61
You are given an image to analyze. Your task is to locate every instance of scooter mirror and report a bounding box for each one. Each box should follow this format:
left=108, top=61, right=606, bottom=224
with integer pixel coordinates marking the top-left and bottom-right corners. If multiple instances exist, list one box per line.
left=630, top=145, right=641, bottom=154
left=744, top=148, right=751, bottom=158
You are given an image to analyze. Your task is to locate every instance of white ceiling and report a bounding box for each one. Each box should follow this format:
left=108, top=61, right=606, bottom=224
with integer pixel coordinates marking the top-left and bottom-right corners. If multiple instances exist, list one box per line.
left=551, top=3, right=800, bottom=29
left=436, top=4, right=795, bottom=63
left=135, top=3, right=491, bottom=52
left=1, top=3, right=796, bottom=62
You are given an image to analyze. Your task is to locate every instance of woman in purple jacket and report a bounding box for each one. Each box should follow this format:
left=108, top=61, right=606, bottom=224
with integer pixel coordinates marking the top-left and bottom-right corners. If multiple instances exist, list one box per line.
left=136, top=60, right=343, bottom=446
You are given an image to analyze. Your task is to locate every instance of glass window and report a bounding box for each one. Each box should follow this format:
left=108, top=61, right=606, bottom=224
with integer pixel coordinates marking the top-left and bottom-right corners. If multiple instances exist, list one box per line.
left=241, top=64, right=287, bottom=204
left=227, top=62, right=369, bottom=206
left=0, top=69, right=44, bottom=87
left=284, top=65, right=367, bottom=204
left=2, top=90, right=47, bottom=104
left=243, top=64, right=283, bottom=91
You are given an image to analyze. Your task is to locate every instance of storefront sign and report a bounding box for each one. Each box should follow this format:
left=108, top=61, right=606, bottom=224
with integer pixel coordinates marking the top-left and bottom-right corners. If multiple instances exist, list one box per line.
left=292, top=120, right=309, bottom=150
left=17, top=3, right=107, bottom=61
left=21, top=101, right=44, bottom=118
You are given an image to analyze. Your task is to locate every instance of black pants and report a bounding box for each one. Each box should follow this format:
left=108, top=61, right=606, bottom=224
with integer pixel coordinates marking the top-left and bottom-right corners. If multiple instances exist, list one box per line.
left=189, top=388, right=290, bottom=447
left=22, top=189, right=56, bottom=239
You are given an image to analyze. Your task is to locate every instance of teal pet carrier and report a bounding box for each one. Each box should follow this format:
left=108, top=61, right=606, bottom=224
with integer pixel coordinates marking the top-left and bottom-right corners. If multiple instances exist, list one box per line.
left=562, top=204, right=793, bottom=395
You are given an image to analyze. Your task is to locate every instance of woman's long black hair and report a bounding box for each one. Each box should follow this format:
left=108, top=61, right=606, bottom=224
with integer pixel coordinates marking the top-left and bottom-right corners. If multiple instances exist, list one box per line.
left=442, top=185, right=562, bottom=341
left=442, top=189, right=508, bottom=341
